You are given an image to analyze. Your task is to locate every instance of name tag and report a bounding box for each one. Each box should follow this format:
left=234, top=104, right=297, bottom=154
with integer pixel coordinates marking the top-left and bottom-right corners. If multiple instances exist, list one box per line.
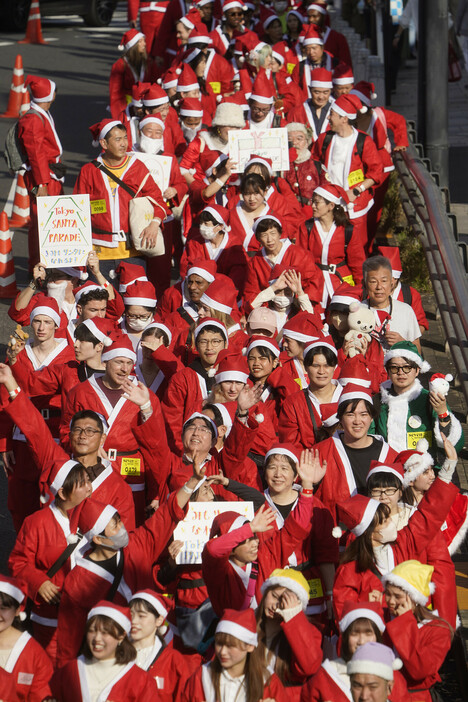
left=407, top=430, right=432, bottom=449
left=342, top=274, right=355, bottom=286
left=90, top=199, right=107, bottom=214
left=209, top=81, right=221, bottom=94
left=348, top=169, right=365, bottom=187
left=308, top=578, right=324, bottom=599
left=17, top=672, right=34, bottom=685
left=121, top=457, right=141, bottom=476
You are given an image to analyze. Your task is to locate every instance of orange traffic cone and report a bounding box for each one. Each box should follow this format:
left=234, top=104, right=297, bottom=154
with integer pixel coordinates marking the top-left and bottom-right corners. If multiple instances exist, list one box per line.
left=9, top=173, right=30, bottom=228
left=19, top=87, right=30, bottom=116
left=19, top=0, right=47, bottom=45
left=0, top=55, right=24, bottom=118
left=0, top=212, right=18, bottom=299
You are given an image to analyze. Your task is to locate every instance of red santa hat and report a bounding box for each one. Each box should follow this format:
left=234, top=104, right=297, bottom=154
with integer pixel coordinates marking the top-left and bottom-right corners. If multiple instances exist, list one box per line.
left=30, top=294, right=61, bottom=327
left=332, top=93, right=367, bottom=119
left=338, top=383, right=373, bottom=408
left=187, top=28, right=212, bottom=46
left=264, top=443, right=300, bottom=468
left=286, top=9, right=305, bottom=24
left=271, top=47, right=285, bottom=65
left=334, top=494, right=381, bottom=538
left=282, top=311, right=323, bottom=343
left=366, top=460, right=405, bottom=484
left=130, top=590, right=169, bottom=619
left=333, top=63, right=354, bottom=86
left=329, top=281, right=362, bottom=311
left=250, top=73, right=275, bottom=105
left=262, top=12, right=280, bottom=31
left=396, top=440, right=434, bottom=487
left=378, top=246, right=402, bottom=278
left=186, top=259, right=217, bottom=283
left=89, top=119, right=123, bottom=147
left=183, top=411, right=218, bottom=438
left=253, top=214, right=283, bottom=237
left=304, top=335, right=337, bottom=361
left=339, top=601, right=385, bottom=634
left=0, top=575, right=25, bottom=606
left=338, top=355, right=372, bottom=388
left=308, top=2, right=328, bottom=15
left=55, top=266, right=88, bottom=280
left=200, top=278, right=237, bottom=315
left=309, top=67, right=333, bottom=89
left=139, top=115, right=165, bottom=132
left=194, top=317, right=228, bottom=342
left=112, top=261, right=148, bottom=293
left=314, top=183, right=349, bottom=206
left=179, top=14, right=196, bottom=31
left=202, top=204, right=230, bottom=230
left=123, top=280, right=157, bottom=308
left=160, top=68, right=179, bottom=91
left=210, top=510, right=251, bottom=539
left=216, top=608, right=258, bottom=646
left=215, top=355, right=249, bottom=384
left=141, top=85, right=169, bottom=107
left=80, top=318, right=115, bottom=347
left=245, top=334, right=280, bottom=358
left=303, top=25, right=323, bottom=45
left=131, top=82, right=149, bottom=107
left=101, top=335, right=137, bottom=363
left=176, top=64, right=200, bottom=94
left=320, top=402, right=339, bottom=428
left=142, top=321, right=173, bottom=346
left=77, top=498, right=118, bottom=542
left=25, top=75, right=56, bottom=102
left=118, top=29, right=145, bottom=52
left=246, top=154, right=273, bottom=176
left=88, top=601, right=132, bottom=635
left=73, top=281, right=105, bottom=305
left=351, top=81, right=377, bottom=106
left=200, top=150, right=229, bottom=177
left=209, top=402, right=237, bottom=436
left=42, top=458, right=83, bottom=503
left=179, top=97, right=204, bottom=118
left=223, top=0, right=245, bottom=12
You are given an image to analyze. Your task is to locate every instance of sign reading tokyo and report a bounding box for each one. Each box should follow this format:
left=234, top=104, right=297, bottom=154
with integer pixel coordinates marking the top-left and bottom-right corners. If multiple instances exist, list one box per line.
left=173, top=502, right=254, bottom=565
left=38, top=195, right=92, bottom=268
left=228, top=127, right=290, bottom=173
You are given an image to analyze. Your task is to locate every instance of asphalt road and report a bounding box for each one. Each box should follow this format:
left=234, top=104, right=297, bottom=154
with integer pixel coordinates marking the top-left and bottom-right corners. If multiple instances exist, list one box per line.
left=0, top=1, right=131, bottom=571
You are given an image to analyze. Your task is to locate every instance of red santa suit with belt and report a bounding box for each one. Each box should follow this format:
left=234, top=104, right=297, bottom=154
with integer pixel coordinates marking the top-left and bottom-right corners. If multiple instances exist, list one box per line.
left=51, top=656, right=159, bottom=701
left=0, top=631, right=53, bottom=702
left=287, top=100, right=332, bottom=143
left=202, top=493, right=315, bottom=616
left=182, top=662, right=287, bottom=702
left=315, top=432, right=397, bottom=523
left=332, top=477, right=458, bottom=620
left=127, top=0, right=170, bottom=53
left=56, top=491, right=187, bottom=666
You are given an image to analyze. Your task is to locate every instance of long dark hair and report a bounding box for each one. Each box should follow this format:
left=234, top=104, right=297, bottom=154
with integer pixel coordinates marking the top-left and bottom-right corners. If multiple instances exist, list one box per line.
left=255, top=590, right=292, bottom=683
left=340, top=503, right=391, bottom=572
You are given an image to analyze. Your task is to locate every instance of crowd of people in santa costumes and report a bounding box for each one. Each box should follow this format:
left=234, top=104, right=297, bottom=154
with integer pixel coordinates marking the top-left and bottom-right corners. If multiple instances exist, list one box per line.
left=2, top=0, right=467, bottom=699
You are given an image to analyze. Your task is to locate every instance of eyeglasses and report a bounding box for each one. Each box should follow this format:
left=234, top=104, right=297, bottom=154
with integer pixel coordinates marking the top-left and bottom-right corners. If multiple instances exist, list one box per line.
left=369, top=487, right=400, bottom=498
left=387, top=364, right=414, bottom=375
left=250, top=105, right=271, bottom=114
left=185, top=424, right=212, bottom=435
left=197, top=338, right=224, bottom=348
left=126, top=313, right=152, bottom=321
left=70, top=427, right=103, bottom=437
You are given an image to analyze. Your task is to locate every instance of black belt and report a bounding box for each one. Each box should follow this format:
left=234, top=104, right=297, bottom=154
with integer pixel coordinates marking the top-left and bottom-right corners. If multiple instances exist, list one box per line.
left=117, top=449, right=139, bottom=457
left=41, top=408, right=61, bottom=419
left=317, top=261, right=346, bottom=282
left=177, top=578, right=206, bottom=590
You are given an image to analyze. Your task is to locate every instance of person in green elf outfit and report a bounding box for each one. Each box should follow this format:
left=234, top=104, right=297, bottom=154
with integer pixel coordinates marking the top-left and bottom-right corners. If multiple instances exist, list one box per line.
left=373, top=340, right=464, bottom=458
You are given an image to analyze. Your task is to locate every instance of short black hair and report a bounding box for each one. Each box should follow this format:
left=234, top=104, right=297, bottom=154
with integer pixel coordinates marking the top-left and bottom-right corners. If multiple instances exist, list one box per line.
left=337, top=397, right=377, bottom=420
left=141, top=326, right=170, bottom=347
left=247, top=345, right=277, bottom=362
left=254, top=217, right=282, bottom=240
left=59, top=463, right=89, bottom=500
left=71, top=410, right=104, bottom=432
left=304, top=345, right=337, bottom=368
left=183, top=415, right=216, bottom=438
left=75, top=322, right=102, bottom=346
left=240, top=172, right=266, bottom=194
left=77, top=289, right=109, bottom=308
left=104, top=124, right=127, bottom=141
left=195, top=324, right=227, bottom=343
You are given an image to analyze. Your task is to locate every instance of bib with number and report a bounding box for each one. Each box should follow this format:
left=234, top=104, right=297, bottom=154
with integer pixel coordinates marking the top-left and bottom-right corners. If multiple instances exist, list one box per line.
left=120, top=457, right=141, bottom=476
left=308, top=578, right=324, bottom=600
left=348, top=169, right=365, bottom=187
left=209, top=81, right=221, bottom=94
left=90, top=199, right=107, bottom=214
left=407, top=430, right=432, bottom=449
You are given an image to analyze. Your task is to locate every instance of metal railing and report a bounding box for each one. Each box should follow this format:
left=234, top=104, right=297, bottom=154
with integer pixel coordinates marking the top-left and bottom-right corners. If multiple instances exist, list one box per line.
left=394, top=137, right=468, bottom=413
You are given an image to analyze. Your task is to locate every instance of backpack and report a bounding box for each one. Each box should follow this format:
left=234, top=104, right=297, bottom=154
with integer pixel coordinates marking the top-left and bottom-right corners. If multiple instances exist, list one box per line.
left=4, top=110, right=44, bottom=173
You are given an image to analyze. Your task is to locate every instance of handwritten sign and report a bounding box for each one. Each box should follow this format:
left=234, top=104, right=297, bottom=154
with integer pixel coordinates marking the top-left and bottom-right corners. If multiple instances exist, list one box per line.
left=38, top=195, right=92, bottom=269
left=228, top=127, right=290, bottom=173
left=173, top=502, right=254, bottom=565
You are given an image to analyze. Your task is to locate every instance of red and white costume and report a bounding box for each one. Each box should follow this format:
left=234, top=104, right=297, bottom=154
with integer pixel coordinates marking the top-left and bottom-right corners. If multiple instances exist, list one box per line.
left=109, top=58, right=157, bottom=119
left=137, top=639, right=189, bottom=702
left=0, top=631, right=53, bottom=702
left=278, top=386, right=344, bottom=448
left=179, top=233, right=248, bottom=296
left=127, top=0, right=170, bottom=53
left=182, top=663, right=287, bottom=702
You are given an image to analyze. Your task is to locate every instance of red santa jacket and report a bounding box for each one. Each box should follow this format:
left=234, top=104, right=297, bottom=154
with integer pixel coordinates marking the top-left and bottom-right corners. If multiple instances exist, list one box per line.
left=73, top=154, right=169, bottom=248
left=51, top=656, right=159, bottom=701
left=140, top=640, right=190, bottom=702
left=109, top=56, right=157, bottom=118
left=315, top=432, right=398, bottom=523
left=282, top=157, right=322, bottom=211
left=278, top=387, right=325, bottom=449
left=0, top=667, right=18, bottom=701
left=322, top=27, right=353, bottom=67
left=156, top=280, right=185, bottom=318
left=56, top=491, right=187, bottom=666
left=312, top=128, right=384, bottom=219
left=1, top=631, right=53, bottom=702
left=134, top=344, right=185, bottom=401
left=202, top=492, right=314, bottom=616
left=179, top=233, right=248, bottom=296
left=202, top=49, right=235, bottom=96
left=287, top=100, right=332, bottom=143
left=18, top=104, right=62, bottom=187
left=182, top=662, right=287, bottom=702
left=393, top=281, right=428, bottom=330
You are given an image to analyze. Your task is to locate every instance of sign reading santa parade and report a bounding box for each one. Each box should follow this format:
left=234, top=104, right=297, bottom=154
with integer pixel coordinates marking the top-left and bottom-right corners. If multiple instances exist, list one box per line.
left=38, top=194, right=92, bottom=268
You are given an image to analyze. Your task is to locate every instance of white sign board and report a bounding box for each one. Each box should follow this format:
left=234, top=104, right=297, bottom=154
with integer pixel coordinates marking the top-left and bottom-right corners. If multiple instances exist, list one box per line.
left=133, top=152, right=172, bottom=194
left=38, top=194, right=92, bottom=269
left=173, top=501, right=254, bottom=565
left=228, top=127, right=290, bottom=173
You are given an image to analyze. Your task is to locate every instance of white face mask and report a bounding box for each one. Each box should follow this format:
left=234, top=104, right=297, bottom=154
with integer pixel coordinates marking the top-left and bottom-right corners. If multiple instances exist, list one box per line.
left=199, top=224, right=220, bottom=241
left=139, top=134, right=164, bottom=154
left=182, top=123, right=202, bottom=142
left=272, top=294, right=292, bottom=310
left=127, top=317, right=152, bottom=333
left=48, top=280, right=68, bottom=310
left=377, top=520, right=398, bottom=544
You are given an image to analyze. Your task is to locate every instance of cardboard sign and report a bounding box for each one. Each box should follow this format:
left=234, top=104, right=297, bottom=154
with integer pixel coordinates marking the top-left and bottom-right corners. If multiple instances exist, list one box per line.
left=173, top=501, right=254, bottom=565
left=228, top=127, right=290, bottom=173
left=38, top=194, right=92, bottom=269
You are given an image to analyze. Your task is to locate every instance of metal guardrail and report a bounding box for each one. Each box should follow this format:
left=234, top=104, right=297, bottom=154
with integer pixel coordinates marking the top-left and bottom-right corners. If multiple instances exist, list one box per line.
left=394, top=139, right=468, bottom=414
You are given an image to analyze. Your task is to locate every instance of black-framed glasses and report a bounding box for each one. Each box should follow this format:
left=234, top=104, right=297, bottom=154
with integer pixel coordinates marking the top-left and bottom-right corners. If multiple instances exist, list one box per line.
left=387, top=364, right=414, bottom=375
left=70, top=427, right=103, bottom=437
left=370, top=487, right=399, bottom=498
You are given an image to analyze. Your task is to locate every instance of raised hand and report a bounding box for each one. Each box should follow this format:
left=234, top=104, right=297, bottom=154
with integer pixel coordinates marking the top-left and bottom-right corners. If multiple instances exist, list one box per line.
left=237, top=381, right=263, bottom=412
left=297, top=449, right=327, bottom=489
left=122, top=379, right=150, bottom=408
left=442, top=434, right=457, bottom=461
left=140, top=335, right=164, bottom=352
left=0, top=363, right=15, bottom=386
left=250, top=504, right=276, bottom=533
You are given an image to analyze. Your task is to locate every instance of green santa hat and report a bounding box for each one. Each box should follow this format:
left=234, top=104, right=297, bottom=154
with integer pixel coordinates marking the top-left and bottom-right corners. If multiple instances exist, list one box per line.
left=383, top=341, right=431, bottom=374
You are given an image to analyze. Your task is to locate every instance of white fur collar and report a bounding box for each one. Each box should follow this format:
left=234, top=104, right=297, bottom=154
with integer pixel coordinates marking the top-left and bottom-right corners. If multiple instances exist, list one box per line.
left=380, top=378, right=423, bottom=405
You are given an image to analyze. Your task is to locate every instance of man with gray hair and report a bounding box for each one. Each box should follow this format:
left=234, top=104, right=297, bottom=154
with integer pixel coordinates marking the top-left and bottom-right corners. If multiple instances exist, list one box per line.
left=362, top=255, right=421, bottom=352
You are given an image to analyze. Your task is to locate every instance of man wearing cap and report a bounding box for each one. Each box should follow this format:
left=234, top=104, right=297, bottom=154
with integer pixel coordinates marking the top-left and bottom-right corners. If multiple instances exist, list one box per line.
left=118, top=82, right=147, bottom=149
left=348, top=642, right=401, bottom=702
left=157, top=258, right=216, bottom=322
left=179, top=97, right=205, bottom=146
left=332, top=63, right=355, bottom=98
left=288, top=68, right=333, bottom=141
left=292, top=25, right=340, bottom=99
left=247, top=72, right=288, bottom=130
left=306, top=2, right=352, bottom=67
left=18, top=76, right=65, bottom=270
left=74, top=120, right=169, bottom=279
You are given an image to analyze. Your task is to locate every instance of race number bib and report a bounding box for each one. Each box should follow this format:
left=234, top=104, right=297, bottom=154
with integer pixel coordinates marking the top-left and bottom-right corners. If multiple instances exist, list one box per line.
left=348, top=169, right=365, bottom=187
left=120, top=457, right=141, bottom=476
left=407, top=430, right=432, bottom=449
left=90, top=199, right=107, bottom=214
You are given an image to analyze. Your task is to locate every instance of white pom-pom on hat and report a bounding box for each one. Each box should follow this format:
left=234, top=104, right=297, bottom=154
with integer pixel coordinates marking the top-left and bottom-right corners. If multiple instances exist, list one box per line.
left=109, top=269, right=117, bottom=279
left=19, top=612, right=27, bottom=622
left=371, top=91, right=377, bottom=99
left=359, top=106, right=368, bottom=113
left=176, top=68, right=182, bottom=75
left=393, top=658, right=403, bottom=671
left=416, top=438, right=429, bottom=453
left=40, top=494, right=48, bottom=505
left=446, top=374, right=453, bottom=382
left=332, top=526, right=343, bottom=539
left=207, top=368, right=217, bottom=377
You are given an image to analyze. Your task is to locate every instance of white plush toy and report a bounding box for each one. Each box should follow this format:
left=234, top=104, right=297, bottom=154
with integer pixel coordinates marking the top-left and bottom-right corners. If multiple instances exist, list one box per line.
left=344, top=302, right=376, bottom=357
left=429, top=372, right=453, bottom=396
